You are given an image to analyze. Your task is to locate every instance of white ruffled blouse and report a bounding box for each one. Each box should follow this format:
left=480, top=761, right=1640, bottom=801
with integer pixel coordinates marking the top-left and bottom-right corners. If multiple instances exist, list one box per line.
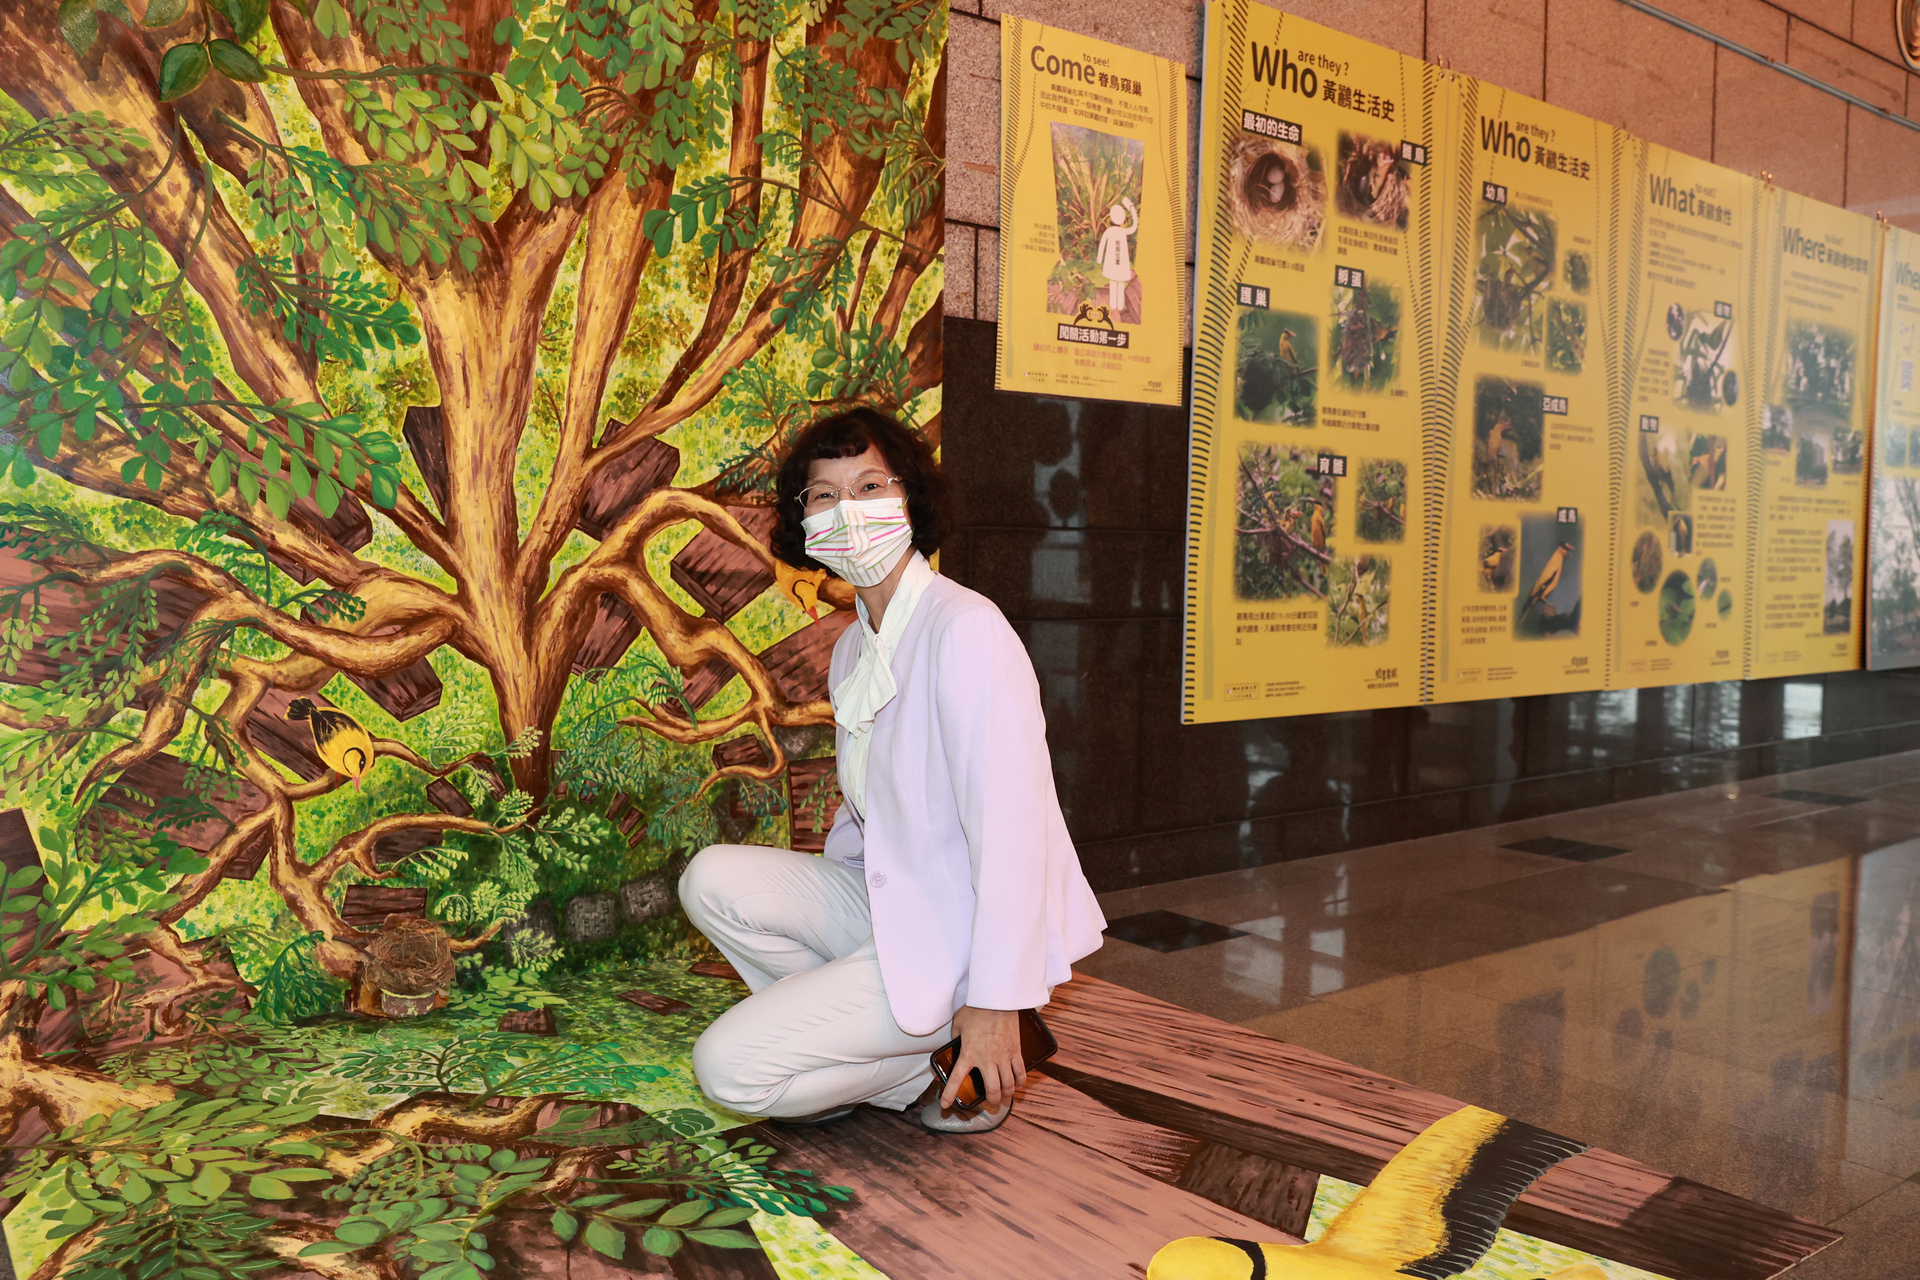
left=833, top=550, right=935, bottom=824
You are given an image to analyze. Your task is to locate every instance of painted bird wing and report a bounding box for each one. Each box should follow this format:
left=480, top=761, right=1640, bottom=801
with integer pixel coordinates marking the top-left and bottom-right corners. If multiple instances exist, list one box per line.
left=1313, top=1106, right=1587, bottom=1277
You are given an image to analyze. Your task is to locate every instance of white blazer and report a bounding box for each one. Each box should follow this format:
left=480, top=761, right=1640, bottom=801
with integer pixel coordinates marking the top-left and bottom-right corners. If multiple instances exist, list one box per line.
left=822, top=573, right=1107, bottom=1036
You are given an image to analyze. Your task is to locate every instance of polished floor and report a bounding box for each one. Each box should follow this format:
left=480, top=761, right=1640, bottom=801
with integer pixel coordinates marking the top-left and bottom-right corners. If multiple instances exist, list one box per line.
left=1077, top=750, right=1920, bottom=1279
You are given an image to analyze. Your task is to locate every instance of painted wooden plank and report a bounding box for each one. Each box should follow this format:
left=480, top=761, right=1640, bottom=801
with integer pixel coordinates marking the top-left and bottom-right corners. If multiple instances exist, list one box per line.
left=759, top=1103, right=1295, bottom=1280
left=0, top=810, right=39, bottom=879
left=402, top=405, right=450, bottom=514
left=0, top=541, right=199, bottom=685
left=668, top=506, right=777, bottom=623
left=1039, top=975, right=1840, bottom=1280
left=682, top=611, right=854, bottom=709
left=370, top=779, right=474, bottom=868
left=578, top=436, right=681, bottom=541
left=341, top=885, right=430, bottom=931
left=785, top=758, right=839, bottom=854
left=572, top=594, right=645, bottom=680
left=336, top=625, right=442, bottom=721
left=1015, top=1070, right=1316, bottom=1237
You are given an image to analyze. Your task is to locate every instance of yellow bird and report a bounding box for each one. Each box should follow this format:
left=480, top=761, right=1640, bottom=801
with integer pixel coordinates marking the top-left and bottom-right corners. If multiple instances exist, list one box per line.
left=1278, top=329, right=1298, bottom=366
left=1519, top=540, right=1574, bottom=622
left=287, top=697, right=375, bottom=786
left=1482, top=545, right=1508, bottom=577
left=773, top=558, right=829, bottom=621
left=1148, top=1106, right=1595, bottom=1280
left=1309, top=501, right=1327, bottom=553
left=1483, top=412, right=1510, bottom=467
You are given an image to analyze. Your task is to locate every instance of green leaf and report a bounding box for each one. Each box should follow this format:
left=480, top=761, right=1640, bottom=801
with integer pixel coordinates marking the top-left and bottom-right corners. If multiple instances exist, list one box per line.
left=550, top=1209, right=577, bottom=1242
left=157, top=42, right=210, bottom=101
left=296, top=1242, right=360, bottom=1257
left=270, top=1167, right=332, bottom=1182
left=583, top=1218, right=625, bottom=1259
left=246, top=1175, right=291, bottom=1200
left=142, top=0, right=190, bottom=24
left=685, top=1228, right=756, bottom=1248
left=604, top=1199, right=667, bottom=1219
left=657, top=1199, right=709, bottom=1227
left=207, top=38, right=267, bottom=82
left=264, top=477, right=291, bottom=521
left=334, top=1218, right=386, bottom=1246
left=58, top=0, right=99, bottom=55
left=640, top=1226, right=680, bottom=1257
left=701, top=1206, right=755, bottom=1227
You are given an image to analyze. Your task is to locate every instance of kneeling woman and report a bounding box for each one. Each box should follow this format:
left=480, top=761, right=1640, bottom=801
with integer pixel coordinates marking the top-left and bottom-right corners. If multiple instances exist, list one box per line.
left=679, top=408, right=1106, bottom=1133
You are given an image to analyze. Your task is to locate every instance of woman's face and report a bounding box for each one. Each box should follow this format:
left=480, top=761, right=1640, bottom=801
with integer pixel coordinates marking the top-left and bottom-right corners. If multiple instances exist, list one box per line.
left=807, top=444, right=893, bottom=495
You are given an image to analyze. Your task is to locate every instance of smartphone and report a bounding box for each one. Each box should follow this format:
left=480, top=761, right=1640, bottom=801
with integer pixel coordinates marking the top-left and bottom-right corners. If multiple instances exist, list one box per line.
left=929, top=1008, right=1060, bottom=1111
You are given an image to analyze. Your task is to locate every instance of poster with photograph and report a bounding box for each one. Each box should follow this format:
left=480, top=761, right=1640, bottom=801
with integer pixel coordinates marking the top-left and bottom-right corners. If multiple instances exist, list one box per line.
left=995, top=16, right=1188, bottom=404
left=1434, top=83, right=1617, bottom=701
left=1610, top=142, right=1762, bottom=687
left=1182, top=0, right=1444, bottom=721
left=1868, top=226, right=1920, bottom=669
left=1750, top=190, right=1876, bottom=678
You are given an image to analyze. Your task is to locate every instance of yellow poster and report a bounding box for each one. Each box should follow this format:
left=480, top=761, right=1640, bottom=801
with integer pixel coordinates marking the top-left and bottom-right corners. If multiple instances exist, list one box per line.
left=995, top=16, right=1188, bottom=404
left=1868, top=226, right=1920, bottom=669
left=1611, top=142, right=1762, bottom=688
left=1749, top=192, right=1877, bottom=678
left=1182, top=0, right=1444, bottom=722
left=1433, top=84, right=1616, bottom=701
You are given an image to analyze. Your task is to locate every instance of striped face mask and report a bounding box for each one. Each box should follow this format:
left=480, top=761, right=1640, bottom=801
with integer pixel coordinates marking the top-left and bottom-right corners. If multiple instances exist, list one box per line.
left=801, top=496, right=914, bottom=587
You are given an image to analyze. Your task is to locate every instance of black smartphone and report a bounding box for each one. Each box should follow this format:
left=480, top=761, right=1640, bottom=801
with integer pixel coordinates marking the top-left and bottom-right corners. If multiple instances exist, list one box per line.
left=928, top=1008, right=1060, bottom=1111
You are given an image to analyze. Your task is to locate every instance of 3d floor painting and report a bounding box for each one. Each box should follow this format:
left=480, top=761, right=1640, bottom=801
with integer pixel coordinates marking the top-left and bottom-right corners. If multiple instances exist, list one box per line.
left=0, top=0, right=1846, bottom=1276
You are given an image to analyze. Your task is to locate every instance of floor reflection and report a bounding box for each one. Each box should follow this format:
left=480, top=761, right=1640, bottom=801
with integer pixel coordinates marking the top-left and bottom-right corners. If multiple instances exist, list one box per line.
left=1078, top=752, right=1920, bottom=1279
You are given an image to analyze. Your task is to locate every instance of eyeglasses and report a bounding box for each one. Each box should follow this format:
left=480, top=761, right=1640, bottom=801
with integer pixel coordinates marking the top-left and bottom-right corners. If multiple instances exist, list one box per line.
left=798, top=472, right=902, bottom=514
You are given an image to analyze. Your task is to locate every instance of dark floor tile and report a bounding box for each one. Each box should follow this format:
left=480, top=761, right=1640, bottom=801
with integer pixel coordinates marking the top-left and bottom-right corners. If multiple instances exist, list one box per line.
left=1501, top=835, right=1630, bottom=861
left=1102, top=909, right=1247, bottom=953
left=1770, top=789, right=1867, bottom=806
left=1433, top=863, right=1722, bottom=932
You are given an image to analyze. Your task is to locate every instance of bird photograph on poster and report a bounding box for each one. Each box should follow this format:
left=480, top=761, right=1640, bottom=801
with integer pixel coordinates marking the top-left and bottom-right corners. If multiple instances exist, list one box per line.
left=1355, top=459, right=1406, bottom=542
left=1474, top=202, right=1555, bottom=354
left=1827, top=519, right=1857, bottom=635
left=1636, top=422, right=1690, bottom=527
left=1514, top=515, right=1581, bottom=638
left=1327, top=556, right=1390, bottom=647
left=1479, top=524, right=1518, bottom=592
left=1235, top=443, right=1336, bottom=600
left=1236, top=308, right=1319, bottom=424
left=1671, top=307, right=1738, bottom=411
left=1472, top=377, right=1544, bottom=501
left=1331, top=280, right=1402, bottom=391
left=1334, top=132, right=1411, bottom=229
left=1229, top=132, right=1327, bottom=250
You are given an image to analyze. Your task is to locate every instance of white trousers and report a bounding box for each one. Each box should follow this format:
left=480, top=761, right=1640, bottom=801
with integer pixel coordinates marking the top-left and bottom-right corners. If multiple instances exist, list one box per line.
left=678, top=844, right=950, bottom=1119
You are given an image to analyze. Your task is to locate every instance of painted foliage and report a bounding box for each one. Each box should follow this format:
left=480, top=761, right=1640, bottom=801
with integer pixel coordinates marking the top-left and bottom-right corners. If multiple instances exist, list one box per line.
left=0, top=0, right=941, bottom=1271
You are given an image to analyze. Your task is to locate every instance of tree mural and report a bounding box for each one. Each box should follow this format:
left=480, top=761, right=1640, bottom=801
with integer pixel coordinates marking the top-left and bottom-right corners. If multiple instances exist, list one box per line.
left=0, top=0, right=941, bottom=1270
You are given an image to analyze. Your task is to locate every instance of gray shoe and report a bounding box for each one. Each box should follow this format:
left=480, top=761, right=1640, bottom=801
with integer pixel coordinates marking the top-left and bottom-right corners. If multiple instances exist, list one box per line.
left=919, top=1097, right=1012, bottom=1134
left=769, top=1104, right=859, bottom=1129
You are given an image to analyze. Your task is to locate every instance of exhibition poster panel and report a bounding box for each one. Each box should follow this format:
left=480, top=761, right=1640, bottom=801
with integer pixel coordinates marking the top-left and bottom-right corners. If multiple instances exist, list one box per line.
left=1433, top=83, right=1615, bottom=702
left=995, top=15, right=1189, bottom=405
left=1750, top=191, right=1877, bottom=678
left=1868, top=226, right=1920, bottom=670
left=1612, top=142, right=1761, bottom=688
left=1183, top=0, right=1443, bottom=722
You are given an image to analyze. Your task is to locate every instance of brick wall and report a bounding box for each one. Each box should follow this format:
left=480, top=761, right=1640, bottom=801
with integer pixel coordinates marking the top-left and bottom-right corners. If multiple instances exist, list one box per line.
left=943, top=0, right=1920, bottom=327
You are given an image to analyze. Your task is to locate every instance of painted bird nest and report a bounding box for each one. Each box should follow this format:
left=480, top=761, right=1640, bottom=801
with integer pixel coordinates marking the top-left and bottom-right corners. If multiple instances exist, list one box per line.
left=1229, top=134, right=1325, bottom=252
left=364, top=915, right=454, bottom=1015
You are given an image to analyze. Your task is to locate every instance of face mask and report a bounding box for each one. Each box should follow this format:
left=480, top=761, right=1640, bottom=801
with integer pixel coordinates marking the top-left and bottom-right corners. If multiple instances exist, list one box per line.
left=802, top=496, right=914, bottom=587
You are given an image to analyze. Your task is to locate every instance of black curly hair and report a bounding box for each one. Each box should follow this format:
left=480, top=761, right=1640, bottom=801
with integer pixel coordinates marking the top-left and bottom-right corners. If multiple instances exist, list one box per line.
left=771, top=407, right=950, bottom=573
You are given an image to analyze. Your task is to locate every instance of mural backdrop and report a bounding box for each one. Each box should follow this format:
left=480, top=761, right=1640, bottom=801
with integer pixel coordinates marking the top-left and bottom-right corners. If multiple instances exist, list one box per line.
left=0, top=0, right=942, bottom=1272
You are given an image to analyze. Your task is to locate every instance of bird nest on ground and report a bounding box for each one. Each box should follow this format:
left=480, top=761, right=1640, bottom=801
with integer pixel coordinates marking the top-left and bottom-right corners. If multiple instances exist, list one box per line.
left=365, top=915, right=455, bottom=998
left=1229, top=134, right=1325, bottom=251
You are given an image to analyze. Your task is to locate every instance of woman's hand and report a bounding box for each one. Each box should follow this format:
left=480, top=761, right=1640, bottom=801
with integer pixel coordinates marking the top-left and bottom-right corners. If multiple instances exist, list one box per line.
left=941, top=1005, right=1024, bottom=1110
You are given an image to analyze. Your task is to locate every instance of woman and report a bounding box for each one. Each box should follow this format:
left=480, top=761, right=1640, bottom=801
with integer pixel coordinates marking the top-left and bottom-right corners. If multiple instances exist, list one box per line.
left=679, top=407, right=1107, bottom=1134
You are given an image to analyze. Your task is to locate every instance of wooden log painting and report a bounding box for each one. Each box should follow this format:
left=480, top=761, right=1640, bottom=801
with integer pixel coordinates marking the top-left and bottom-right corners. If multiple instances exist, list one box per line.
left=0, top=0, right=941, bottom=1269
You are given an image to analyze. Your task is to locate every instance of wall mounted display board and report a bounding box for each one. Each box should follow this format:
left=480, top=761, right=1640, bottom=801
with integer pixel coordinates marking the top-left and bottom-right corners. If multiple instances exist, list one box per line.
left=1182, top=0, right=1446, bottom=721
left=1432, top=84, right=1618, bottom=702
left=995, top=15, right=1189, bottom=404
left=1869, top=226, right=1920, bottom=669
left=1749, top=192, right=1876, bottom=678
left=1609, top=142, right=1763, bottom=689
left=1182, top=0, right=1890, bottom=723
